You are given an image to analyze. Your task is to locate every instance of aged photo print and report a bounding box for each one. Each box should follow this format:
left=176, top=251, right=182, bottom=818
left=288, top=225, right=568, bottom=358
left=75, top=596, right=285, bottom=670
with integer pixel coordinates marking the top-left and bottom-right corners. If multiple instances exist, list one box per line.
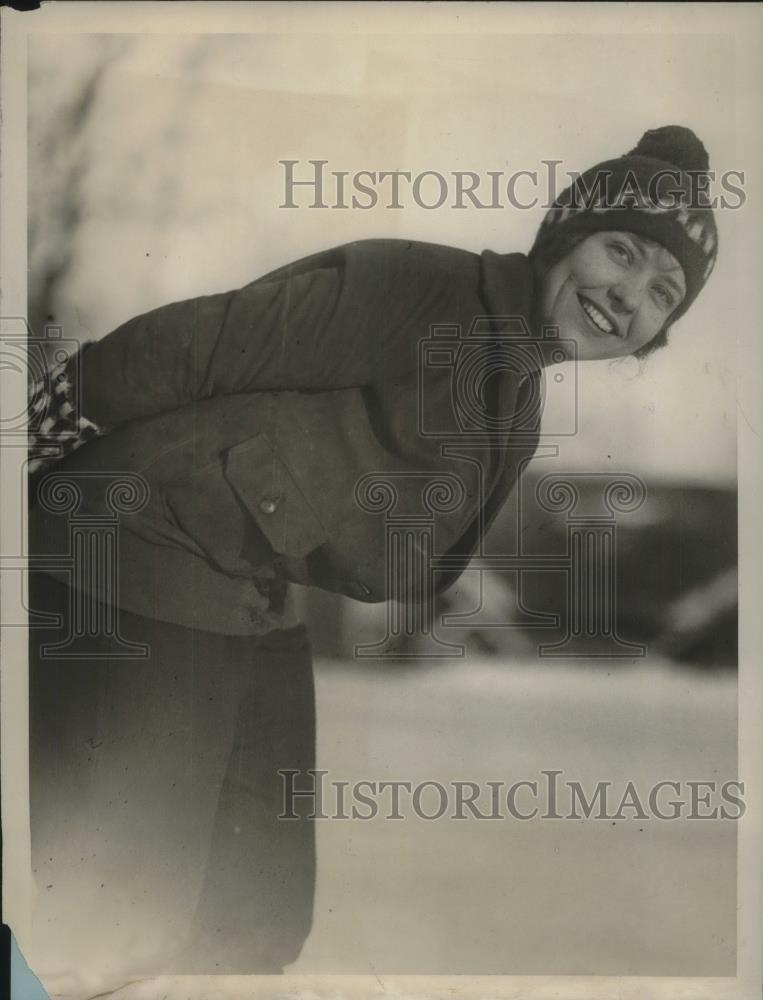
left=1, top=3, right=761, bottom=999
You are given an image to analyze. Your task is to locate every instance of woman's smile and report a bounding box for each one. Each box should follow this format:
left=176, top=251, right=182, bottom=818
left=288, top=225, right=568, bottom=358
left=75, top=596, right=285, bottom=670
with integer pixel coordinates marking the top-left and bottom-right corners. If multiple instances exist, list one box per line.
left=577, top=293, right=620, bottom=338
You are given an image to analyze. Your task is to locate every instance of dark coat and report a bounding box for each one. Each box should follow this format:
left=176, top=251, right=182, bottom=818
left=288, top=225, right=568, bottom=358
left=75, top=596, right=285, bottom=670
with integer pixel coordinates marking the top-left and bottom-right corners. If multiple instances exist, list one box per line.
left=30, top=239, right=542, bottom=634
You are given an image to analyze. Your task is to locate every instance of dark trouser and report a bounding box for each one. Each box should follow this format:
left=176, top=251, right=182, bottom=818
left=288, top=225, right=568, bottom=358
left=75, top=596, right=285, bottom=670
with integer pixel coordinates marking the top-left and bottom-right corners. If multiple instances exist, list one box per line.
left=28, top=572, right=316, bottom=976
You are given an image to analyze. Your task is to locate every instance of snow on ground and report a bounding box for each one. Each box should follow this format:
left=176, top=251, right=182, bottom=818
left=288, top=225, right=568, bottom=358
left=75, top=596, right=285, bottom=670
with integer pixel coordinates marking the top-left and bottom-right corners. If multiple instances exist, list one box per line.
left=298, top=655, right=737, bottom=976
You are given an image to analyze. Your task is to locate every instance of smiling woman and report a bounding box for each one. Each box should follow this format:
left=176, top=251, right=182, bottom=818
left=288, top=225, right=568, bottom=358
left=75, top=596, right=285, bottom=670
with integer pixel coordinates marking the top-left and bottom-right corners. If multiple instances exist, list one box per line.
left=538, top=231, right=688, bottom=360
left=530, top=125, right=717, bottom=360
left=25, top=123, right=720, bottom=988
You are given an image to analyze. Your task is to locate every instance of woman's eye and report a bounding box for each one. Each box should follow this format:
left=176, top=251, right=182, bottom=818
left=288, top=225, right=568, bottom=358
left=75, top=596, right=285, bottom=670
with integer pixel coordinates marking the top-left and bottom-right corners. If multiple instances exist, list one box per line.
left=653, top=284, right=673, bottom=308
left=608, top=242, right=632, bottom=264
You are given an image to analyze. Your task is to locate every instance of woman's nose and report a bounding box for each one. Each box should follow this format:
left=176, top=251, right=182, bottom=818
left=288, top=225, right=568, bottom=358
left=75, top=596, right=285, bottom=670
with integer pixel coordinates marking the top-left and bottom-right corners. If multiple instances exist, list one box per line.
left=608, top=279, right=643, bottom=313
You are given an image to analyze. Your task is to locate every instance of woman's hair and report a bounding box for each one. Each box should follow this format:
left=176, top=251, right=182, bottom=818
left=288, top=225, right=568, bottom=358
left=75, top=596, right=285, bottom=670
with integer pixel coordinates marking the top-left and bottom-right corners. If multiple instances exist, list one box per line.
left=529, top=232, right=672, bottom=360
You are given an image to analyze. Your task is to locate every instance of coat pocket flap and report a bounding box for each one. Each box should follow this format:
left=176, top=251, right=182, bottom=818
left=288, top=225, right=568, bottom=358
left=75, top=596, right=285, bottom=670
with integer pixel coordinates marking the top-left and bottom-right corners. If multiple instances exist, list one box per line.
left=223, top=433, right=328, bottom=559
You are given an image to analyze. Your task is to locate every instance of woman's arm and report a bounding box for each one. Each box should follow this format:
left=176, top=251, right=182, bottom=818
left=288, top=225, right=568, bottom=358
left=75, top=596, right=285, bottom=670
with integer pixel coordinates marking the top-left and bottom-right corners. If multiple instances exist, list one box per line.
left=28, top=263, right=340, bottom=478
left=68, top=265, right=343, bottom=428
left=43, top=240, right=469, bottom=432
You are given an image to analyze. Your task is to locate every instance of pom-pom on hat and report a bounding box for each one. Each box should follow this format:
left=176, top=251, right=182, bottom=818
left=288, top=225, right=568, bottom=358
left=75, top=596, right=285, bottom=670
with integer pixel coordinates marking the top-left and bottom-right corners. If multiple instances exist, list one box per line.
left=531, top=125, right=718, bottom=323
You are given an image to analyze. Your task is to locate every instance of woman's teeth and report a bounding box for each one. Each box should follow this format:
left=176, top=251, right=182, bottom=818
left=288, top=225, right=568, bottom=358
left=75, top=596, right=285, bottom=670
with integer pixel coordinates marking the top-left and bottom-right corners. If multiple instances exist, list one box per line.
left=580, top=297, right=616, bottom=336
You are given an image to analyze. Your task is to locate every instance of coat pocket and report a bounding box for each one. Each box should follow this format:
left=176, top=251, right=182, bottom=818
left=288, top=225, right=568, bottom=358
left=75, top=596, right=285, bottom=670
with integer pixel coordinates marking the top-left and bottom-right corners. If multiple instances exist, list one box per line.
left=223, top=433, right=328, bottom=560
left=161, top=462, right=266, bottom=576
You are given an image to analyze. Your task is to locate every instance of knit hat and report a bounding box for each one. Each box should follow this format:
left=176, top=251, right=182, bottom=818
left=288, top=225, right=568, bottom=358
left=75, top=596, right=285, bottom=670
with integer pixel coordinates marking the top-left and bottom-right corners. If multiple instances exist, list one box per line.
left=531, top=126, right=718, bottom=323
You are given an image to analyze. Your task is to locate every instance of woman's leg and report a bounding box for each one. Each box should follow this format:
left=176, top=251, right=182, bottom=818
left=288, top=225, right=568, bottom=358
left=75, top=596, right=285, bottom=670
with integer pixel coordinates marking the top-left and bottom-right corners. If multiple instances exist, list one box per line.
left=28, top=571, right=316, bottom=979
left=179, top=626, right=317, bottom=974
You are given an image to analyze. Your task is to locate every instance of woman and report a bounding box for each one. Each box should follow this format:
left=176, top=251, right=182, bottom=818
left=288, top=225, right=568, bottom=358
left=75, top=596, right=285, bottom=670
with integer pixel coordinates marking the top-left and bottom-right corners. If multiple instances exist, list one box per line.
left=26, top=125, right=717, bottom=984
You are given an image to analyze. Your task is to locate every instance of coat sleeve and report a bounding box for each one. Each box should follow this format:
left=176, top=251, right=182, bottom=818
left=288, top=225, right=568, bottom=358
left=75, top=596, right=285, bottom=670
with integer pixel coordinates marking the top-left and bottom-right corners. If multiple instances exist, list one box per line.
left=72, top=241, right=466, bottom=428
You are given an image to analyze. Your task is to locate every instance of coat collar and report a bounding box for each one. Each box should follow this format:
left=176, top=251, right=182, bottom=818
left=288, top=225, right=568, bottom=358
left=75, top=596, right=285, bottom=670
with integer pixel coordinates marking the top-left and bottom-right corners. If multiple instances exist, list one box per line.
left=434, top=251, right=543, bottom=594
left=477, top=249, right=543, bottom=444
left=475, top=249, right=544, bottom=504
left=479, top=249, right=536, bottom=321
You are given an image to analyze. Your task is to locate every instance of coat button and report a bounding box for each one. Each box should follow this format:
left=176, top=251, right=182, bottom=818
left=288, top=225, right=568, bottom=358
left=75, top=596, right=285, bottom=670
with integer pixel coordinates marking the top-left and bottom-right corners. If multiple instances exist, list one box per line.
left=259, top=497, right=280, bottom=515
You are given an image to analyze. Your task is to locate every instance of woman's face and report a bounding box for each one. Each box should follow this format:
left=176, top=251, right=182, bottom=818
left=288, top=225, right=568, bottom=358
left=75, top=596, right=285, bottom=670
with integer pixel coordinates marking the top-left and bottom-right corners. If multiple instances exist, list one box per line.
left=538, top=231, right=686, bottom=360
